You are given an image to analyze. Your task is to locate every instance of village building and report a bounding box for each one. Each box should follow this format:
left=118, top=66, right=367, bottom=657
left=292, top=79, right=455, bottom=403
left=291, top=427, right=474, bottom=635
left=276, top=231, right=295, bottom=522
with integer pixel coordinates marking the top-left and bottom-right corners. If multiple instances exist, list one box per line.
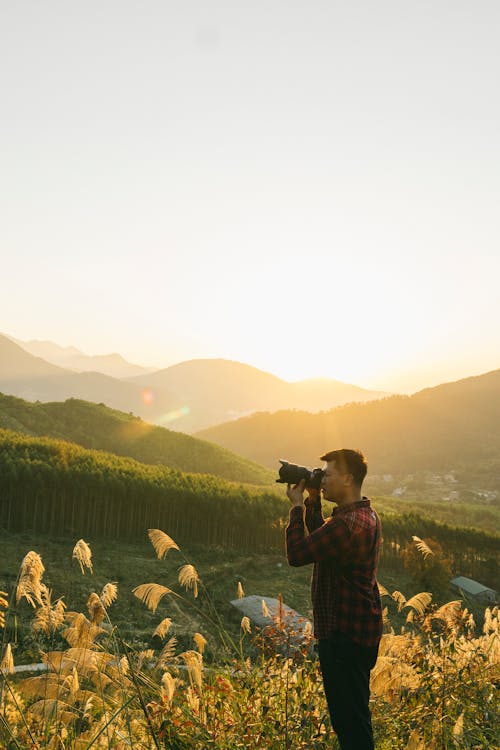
left=450, top=576, right=498, bottom=603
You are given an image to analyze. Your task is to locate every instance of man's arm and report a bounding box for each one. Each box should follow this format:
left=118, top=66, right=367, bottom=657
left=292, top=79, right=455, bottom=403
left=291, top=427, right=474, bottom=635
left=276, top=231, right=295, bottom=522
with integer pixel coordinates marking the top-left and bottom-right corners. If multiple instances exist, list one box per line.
left=304, top=489, right=324, bottom=533
left=286, top=506, right=352, bottom=567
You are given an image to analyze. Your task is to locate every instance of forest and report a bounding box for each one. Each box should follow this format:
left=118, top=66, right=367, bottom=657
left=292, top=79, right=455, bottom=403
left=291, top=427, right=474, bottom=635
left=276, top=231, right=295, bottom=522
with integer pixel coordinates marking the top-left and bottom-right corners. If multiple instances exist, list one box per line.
left=0, top=393, right=273, bottom=485
left=1, top=428, right=498, bottom=589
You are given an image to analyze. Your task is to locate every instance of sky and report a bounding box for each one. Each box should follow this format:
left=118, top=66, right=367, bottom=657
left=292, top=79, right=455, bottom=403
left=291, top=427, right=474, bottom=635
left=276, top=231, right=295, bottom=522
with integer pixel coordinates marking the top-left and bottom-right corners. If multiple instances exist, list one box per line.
left=1, top=0, right=499, bottom=393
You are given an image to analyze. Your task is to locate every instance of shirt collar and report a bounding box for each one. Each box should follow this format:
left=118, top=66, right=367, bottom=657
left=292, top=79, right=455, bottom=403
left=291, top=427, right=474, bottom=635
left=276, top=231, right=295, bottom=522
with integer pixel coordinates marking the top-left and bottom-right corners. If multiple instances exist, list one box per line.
left=331, top=497, right=371, bottom=516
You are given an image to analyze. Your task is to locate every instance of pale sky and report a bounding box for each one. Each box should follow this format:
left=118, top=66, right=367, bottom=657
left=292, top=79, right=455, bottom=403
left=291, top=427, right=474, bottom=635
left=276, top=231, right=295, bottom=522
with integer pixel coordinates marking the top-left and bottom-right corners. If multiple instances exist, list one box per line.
left=1, top=1, right=499, bottom=393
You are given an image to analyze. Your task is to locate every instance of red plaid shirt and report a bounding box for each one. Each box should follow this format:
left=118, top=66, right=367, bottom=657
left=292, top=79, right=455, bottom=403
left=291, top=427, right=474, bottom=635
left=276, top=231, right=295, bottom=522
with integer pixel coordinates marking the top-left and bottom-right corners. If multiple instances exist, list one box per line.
left=286, top=497, right=382, bottom=647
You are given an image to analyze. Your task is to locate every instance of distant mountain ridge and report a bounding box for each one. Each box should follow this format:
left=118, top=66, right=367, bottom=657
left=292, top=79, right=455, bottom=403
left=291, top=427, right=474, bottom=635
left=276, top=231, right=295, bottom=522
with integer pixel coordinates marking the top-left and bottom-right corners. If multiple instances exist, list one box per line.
left=129, top=358, right=390, bottom=431
left=5, top=334, right=155, bottom=378
left=0, top=334, right=175, bottom=421
left=196, top=368, right=500, bottom=478
left=1, top=333, right=390, bottom=432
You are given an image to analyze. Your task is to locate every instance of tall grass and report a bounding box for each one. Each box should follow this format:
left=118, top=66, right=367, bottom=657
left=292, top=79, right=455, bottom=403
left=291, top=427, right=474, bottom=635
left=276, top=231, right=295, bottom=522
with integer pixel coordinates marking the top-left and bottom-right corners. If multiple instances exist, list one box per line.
left=1, top=531, right=498, bottom=749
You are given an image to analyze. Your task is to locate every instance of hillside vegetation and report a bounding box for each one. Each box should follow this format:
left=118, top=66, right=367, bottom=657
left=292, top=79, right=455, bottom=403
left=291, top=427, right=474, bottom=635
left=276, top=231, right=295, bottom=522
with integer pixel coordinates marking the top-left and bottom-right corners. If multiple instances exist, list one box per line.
left=0, top=429, right=284, bottom=550
left=0, top=428, right=498, bottom=591
left=1, top=532, right=498, bottom=749
left=197, top=368, right=500, bottom=478
left=0, top=393, right=274, bottom=485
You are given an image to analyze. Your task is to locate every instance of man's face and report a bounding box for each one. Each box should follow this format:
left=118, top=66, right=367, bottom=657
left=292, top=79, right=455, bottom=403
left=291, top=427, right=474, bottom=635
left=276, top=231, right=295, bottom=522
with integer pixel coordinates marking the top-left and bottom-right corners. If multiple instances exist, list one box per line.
left=321, top=461, right=350, bottom=502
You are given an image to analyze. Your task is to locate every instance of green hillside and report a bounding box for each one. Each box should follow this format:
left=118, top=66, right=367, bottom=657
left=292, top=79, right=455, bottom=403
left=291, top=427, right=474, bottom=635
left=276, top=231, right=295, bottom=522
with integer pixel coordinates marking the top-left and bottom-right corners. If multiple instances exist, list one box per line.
left=197, top=368, right=500, bottom=476
left=1, top=428, right=498, bottom=589
left=0, top=428, right=284, bottom=550
left=0, top=393, right=274, bottom=485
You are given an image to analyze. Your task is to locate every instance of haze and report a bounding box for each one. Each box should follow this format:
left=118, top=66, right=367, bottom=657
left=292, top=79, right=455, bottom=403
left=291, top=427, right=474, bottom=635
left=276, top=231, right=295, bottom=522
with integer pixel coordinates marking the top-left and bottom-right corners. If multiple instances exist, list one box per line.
left=2, top=1, right=499, bottom=393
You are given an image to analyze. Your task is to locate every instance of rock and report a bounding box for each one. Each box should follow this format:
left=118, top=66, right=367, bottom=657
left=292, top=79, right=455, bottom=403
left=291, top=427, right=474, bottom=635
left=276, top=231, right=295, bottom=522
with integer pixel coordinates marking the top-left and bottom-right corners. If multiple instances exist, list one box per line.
left=230, top=595, right=314, bottom=653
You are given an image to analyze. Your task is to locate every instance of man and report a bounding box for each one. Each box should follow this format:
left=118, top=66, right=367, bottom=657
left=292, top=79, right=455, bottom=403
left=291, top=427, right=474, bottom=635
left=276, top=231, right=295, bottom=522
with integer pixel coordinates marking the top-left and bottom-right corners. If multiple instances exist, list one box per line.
left=286, top=448, right=382, bottom=750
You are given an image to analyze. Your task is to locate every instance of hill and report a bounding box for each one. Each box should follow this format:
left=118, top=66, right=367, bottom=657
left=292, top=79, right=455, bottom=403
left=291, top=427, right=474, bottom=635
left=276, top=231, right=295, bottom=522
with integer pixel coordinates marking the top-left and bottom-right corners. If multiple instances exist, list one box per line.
left=196, top=368, right=500, bottom=479
left=0, top=393, right=274, bottom=485
left=0, top=334, right=175, bottom=421
left=129, top=358, right=389, bottom=432
left=6, top=333, right=155, bottom=378
left=0, top=428, right=284, bottom=549
left=1, top=336, right=388, bottom=432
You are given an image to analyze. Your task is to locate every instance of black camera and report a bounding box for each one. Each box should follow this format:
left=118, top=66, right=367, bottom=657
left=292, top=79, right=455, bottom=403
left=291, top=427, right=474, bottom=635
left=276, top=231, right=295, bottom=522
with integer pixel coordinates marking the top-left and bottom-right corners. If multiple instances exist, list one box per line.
left=276, top=460, right=324, bottom=490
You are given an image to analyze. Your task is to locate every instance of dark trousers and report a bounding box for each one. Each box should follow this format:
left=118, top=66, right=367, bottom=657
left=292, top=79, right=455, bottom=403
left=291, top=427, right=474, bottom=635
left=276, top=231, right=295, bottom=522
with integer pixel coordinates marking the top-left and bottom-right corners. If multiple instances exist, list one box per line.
left=317, top=633, right=379, bottom=750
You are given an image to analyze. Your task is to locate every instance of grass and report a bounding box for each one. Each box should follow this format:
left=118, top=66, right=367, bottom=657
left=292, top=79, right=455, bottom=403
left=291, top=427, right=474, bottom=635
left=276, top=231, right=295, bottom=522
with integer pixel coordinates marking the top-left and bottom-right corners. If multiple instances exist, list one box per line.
left=373, top=494, right=500, bottom=535
left=1, top=530, right=498, bottom=749
left=0, top=529, right=418, bottom=666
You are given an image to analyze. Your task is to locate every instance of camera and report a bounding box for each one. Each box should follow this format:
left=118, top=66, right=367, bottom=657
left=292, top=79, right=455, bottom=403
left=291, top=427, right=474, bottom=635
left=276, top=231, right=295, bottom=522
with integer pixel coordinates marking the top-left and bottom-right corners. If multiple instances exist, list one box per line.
left=276, top=460, right=324, bottom=490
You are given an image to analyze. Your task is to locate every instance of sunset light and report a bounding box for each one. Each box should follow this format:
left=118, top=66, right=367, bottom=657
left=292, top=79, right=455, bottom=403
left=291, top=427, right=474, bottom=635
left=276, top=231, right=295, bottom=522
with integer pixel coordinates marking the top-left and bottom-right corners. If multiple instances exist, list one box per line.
left=1, top=4, right=499, bottom=748
left=1, top=3, right=499, bottom=394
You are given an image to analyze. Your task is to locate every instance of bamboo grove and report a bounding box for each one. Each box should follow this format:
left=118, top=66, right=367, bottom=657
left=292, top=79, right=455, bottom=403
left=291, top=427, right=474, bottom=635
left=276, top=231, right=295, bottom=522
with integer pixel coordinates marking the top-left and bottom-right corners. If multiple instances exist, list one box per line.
left=0, top=429, right=498, bottom=586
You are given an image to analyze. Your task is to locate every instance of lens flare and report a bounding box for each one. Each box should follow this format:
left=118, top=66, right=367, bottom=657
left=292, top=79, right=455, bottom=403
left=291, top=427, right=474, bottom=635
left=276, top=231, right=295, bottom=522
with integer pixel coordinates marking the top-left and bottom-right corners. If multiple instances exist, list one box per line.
left=157, top=406, right=190, bottom=425
left=141, top=388, right=154, bottom=406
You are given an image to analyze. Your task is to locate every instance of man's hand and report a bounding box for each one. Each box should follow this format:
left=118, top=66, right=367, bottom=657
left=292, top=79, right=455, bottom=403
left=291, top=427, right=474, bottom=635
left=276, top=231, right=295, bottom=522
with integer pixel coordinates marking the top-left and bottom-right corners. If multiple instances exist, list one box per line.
left=304, top=488, right=321, bottom=508
left=287, top=479, right=306, bottom=508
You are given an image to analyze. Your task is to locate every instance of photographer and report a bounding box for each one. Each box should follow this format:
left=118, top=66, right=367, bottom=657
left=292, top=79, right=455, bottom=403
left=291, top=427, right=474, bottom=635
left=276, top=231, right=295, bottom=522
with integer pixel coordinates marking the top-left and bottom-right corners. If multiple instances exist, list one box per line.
left=285, top=449, right=382, bottom=750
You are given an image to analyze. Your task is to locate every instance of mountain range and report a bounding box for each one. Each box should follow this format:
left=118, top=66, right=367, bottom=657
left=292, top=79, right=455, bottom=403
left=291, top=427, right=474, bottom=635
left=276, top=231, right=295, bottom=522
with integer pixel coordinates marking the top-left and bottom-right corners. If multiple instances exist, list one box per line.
left=0, top=334, right=176, bottom=422
left=4, top=334, right=155, bottom=378
left=196, top=368, right=500, bottom=479
left=127, top=358, right=389, bottom=431
left=0, top=333, right=389, bottom=432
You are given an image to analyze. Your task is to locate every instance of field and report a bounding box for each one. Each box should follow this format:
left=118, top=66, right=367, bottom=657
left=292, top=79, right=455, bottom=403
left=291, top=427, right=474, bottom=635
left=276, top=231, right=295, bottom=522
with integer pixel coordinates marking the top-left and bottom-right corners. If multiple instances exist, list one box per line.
left=1, top=528, right=421, bottom=661
left=1, top=428, right=499, bottom=748
left=1, top=527, right=499, bottom=749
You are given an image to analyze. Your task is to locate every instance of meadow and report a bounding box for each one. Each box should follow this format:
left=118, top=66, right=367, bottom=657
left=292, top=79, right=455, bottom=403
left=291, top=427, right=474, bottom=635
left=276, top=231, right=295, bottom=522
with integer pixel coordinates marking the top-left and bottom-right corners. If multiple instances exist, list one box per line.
left=1, top=529, right=499, bottom=749
left=1, top=426, right=499, bottom=748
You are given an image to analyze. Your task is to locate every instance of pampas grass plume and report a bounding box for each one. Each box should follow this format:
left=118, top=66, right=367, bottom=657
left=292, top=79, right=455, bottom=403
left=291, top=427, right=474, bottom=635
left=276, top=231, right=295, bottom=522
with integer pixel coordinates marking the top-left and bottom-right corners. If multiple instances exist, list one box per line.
left=193, top=632, right=207, bottom=654
left=72, top=540, right=93, bottom=575
left=178, top=565, right=199, bottom=598
left=133, top=583, right=174, bottom=613
left=153, top=617, right=173, bottom=639
left=1, top=643, right=14, bottom=674
left=16, top=551, right=45, bottom=606
left=148, top=529, right=180, bottom=559
left=240, top=616, right=251, bottom=634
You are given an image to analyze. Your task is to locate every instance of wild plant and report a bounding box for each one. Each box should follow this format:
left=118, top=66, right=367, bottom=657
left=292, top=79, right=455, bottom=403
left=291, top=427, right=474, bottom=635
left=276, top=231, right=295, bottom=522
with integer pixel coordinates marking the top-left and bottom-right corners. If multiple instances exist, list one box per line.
left=0, top=529, right=498, bottom=749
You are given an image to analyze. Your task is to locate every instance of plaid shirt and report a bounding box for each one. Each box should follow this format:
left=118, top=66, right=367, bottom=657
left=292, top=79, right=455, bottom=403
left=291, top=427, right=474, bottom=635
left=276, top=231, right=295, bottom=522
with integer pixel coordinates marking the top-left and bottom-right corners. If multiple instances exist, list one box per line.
left=286, top=497, right=382, bottom=647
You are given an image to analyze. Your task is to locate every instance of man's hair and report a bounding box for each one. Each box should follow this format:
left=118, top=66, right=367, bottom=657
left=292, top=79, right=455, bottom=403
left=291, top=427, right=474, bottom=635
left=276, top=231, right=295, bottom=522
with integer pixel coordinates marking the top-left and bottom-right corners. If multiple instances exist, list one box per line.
left=320, top=449, right=368, bottom=487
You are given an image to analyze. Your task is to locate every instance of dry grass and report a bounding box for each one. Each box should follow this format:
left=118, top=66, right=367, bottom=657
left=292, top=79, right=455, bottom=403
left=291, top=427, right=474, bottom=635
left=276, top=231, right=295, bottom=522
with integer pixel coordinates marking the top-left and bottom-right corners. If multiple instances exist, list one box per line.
left=72, top=540, right=93, bottom=575
left=1, top=531, right=498, bottom=749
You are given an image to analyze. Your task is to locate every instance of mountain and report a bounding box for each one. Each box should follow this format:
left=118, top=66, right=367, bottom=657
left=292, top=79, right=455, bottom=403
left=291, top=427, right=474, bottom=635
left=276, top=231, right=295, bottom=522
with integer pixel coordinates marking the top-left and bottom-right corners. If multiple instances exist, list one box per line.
left=196, top=368, right=500, bottom=477
left=0, top=392, right=273, bottom=485
left=0, top=334, right=175, bottom=421
left=2, top=336, right=389, bottom=432
left=129, top=358, right=389, bottom=432
left=6, top=334, right=154, bottom=378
